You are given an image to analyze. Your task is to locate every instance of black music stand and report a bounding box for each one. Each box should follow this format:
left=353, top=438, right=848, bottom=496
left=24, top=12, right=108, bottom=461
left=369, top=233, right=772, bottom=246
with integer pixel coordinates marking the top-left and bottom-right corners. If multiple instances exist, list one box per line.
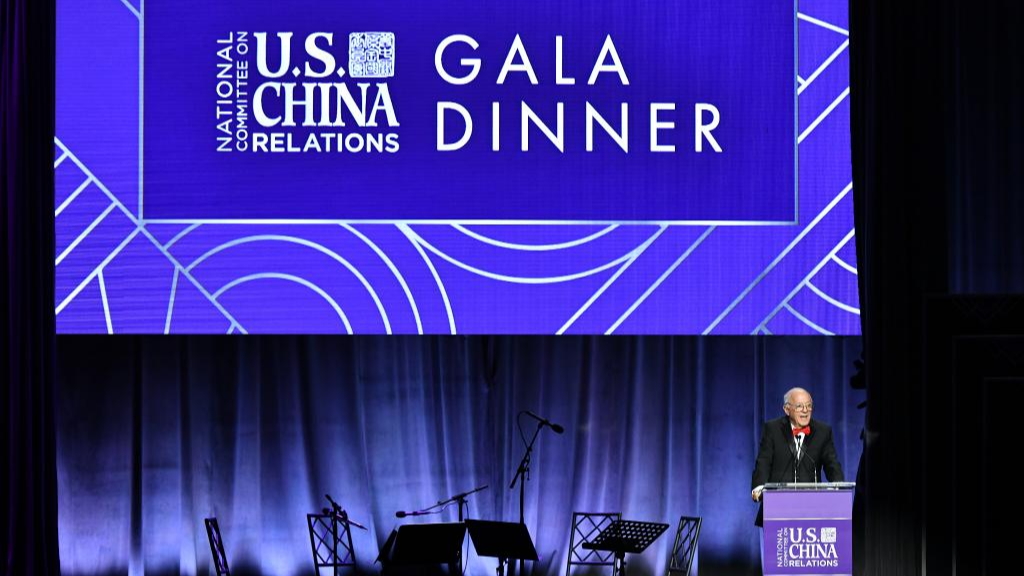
left=466, top=520, right=538, bottom=576
left=667, top=516, right=702, bottom=576
left=566, top=512, right=621, bottom=576
left=582, top=520, right=669, bottom=576
left=381, top=522, right=467, bottom=576
left=204, top=518, right=230, bottom=576
left=307, top=512, right=357, bottom=576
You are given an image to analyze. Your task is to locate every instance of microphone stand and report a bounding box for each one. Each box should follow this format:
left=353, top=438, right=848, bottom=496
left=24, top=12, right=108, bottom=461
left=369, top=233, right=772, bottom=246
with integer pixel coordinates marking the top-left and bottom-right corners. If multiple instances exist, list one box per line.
left=436, top=484, right=488, bottom=522
left=324, top=494, right=368, bottom=531
left=510, top=420, right=545, bottom=576
left=397, top=485, right=489, bottom=521
left=393, top=486, right=486, bottom=576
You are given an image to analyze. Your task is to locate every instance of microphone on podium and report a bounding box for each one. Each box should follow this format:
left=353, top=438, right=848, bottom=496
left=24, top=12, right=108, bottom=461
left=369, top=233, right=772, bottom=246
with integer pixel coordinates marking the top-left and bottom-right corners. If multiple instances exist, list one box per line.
left=792, top=432, right=806, bottom=482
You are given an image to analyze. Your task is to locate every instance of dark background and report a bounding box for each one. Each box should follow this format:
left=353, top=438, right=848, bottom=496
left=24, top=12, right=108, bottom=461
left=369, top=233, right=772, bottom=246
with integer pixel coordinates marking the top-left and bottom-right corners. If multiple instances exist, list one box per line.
left=4, top=0, right=1024, bottom=575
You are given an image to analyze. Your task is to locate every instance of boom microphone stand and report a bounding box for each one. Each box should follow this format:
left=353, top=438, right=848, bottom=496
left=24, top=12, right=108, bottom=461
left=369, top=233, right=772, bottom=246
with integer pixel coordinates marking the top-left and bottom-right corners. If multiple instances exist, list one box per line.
left=509, top=411, right=562, bottom=575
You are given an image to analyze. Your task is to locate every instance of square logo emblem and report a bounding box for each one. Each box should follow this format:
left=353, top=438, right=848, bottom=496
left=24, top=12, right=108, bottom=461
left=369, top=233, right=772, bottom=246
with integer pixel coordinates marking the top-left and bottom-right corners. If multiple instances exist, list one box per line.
left=821, top=527, right=837, bottom=543
left=349, top=32, right=395, bottom=78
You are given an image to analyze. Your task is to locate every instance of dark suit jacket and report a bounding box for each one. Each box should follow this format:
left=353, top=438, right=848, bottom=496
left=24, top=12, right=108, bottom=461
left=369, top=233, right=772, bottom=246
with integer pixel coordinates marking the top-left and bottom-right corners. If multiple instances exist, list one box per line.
left=751, top=416, right=844, bottom=526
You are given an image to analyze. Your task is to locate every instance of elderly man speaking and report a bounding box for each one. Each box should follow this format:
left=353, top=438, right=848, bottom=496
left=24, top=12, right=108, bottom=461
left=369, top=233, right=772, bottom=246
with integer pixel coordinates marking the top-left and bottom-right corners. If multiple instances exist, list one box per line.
left=750, top=387, right=845, bottom=526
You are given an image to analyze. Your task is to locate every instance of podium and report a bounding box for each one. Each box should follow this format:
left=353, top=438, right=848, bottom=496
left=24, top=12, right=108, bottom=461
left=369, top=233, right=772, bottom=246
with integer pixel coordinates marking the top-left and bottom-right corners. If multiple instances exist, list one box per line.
left=761, top=482, right=855, bottom=576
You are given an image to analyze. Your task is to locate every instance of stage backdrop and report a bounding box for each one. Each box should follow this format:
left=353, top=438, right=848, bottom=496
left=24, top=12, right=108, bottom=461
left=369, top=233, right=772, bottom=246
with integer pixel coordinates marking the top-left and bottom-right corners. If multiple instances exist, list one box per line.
left=56, top=335, right=864, bottom=576
left=55, top=0, right=858, bottom=334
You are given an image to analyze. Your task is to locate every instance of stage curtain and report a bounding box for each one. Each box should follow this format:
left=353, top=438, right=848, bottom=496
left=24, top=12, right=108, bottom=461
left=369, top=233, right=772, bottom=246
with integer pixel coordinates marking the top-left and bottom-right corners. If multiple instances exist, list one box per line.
left=1, top=0, right=60, bottom=574
left=56, top=335, right=863, bottom=576
left=851, top=2, right=1023, bottom=575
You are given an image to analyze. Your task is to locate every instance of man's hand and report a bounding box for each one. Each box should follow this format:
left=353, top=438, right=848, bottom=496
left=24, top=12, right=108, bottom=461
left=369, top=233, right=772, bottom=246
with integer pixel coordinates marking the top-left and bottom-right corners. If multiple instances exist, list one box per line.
left=751, top=486, right=764, bottom=502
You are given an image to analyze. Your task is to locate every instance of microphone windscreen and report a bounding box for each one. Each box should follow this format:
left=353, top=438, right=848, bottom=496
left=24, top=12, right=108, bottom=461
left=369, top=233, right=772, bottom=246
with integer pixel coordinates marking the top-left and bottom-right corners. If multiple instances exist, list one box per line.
left=395, top=511, right=406, bottom=518
left=551, top=424, right=565, bottom=434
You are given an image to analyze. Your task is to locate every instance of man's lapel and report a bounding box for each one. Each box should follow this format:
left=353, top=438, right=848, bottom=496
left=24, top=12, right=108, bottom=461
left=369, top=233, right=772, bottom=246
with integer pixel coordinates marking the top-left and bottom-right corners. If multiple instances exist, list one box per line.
left=783, top=418, right=796, bottom=459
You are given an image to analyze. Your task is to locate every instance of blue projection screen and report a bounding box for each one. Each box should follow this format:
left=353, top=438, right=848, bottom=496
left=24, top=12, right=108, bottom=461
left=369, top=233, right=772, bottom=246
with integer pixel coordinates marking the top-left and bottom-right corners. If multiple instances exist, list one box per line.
left=55, top=0, right=858, bottom=334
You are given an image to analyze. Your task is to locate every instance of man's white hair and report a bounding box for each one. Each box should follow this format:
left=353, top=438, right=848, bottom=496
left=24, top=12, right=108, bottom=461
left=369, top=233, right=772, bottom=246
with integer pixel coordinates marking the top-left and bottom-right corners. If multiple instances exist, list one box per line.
left=783, top=387, right=811, bottom=406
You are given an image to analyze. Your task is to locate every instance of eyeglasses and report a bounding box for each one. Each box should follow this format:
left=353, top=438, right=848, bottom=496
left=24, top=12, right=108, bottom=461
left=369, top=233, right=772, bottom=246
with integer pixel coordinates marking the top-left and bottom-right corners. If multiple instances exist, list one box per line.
left=787, top=403, right=813, bottom=412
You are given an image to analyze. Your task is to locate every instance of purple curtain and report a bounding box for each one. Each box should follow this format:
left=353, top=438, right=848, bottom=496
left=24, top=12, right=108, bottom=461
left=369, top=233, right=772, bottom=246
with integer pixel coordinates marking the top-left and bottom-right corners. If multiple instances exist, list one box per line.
left=55, top=335, right=864, bottom=576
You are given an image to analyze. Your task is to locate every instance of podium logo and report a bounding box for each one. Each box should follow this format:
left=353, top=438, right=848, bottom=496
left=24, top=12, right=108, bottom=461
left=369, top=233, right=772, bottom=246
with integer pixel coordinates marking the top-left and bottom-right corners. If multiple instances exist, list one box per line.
left=775, top=527, right=840, bottom=569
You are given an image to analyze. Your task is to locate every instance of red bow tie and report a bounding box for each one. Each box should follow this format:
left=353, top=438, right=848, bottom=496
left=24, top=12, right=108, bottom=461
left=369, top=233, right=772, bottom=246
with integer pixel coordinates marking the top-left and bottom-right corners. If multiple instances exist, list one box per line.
left=792, top=426, right=811, bottom=437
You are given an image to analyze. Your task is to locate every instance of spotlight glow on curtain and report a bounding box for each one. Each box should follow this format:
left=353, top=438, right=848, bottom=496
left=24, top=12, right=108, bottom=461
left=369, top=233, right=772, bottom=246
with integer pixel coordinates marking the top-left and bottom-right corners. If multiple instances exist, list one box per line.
left=56, top=336, right=863, bottom=576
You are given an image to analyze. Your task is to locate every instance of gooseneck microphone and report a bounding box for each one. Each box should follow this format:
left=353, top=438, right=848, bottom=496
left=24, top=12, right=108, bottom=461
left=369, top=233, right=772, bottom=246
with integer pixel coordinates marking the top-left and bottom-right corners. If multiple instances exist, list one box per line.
left=803, top=447, right=819, bottom=483
left=793, top=433, right=805, bottom=483
left=792, top=432, right=819, bottom=483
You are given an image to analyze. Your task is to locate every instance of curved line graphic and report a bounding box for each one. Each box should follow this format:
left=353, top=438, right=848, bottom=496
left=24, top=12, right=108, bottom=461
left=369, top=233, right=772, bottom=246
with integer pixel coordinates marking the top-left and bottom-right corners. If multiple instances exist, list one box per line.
left=185, top=235, right=390, bottom=333
left=784, top=303, right=834, bottom=335
left=831, top=254, right=858, bottom=275
left=450, top=224, right=619, bottom=251
left=404, top=226, right=639, bottom=284
left=339, top=224, right=423, bottom=334
left=164, top=223, right=201, bottom=250
left=805, top=281, right=860, bottom=315
left=212, top=272, right=353, bottom=334
left=556, top=226, right=668, bottom=334
left=703, top=183, right=854, bottom=334
left=397, top=224, right=456, bottom=334
left=751, top=228, right=857, bottom=335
